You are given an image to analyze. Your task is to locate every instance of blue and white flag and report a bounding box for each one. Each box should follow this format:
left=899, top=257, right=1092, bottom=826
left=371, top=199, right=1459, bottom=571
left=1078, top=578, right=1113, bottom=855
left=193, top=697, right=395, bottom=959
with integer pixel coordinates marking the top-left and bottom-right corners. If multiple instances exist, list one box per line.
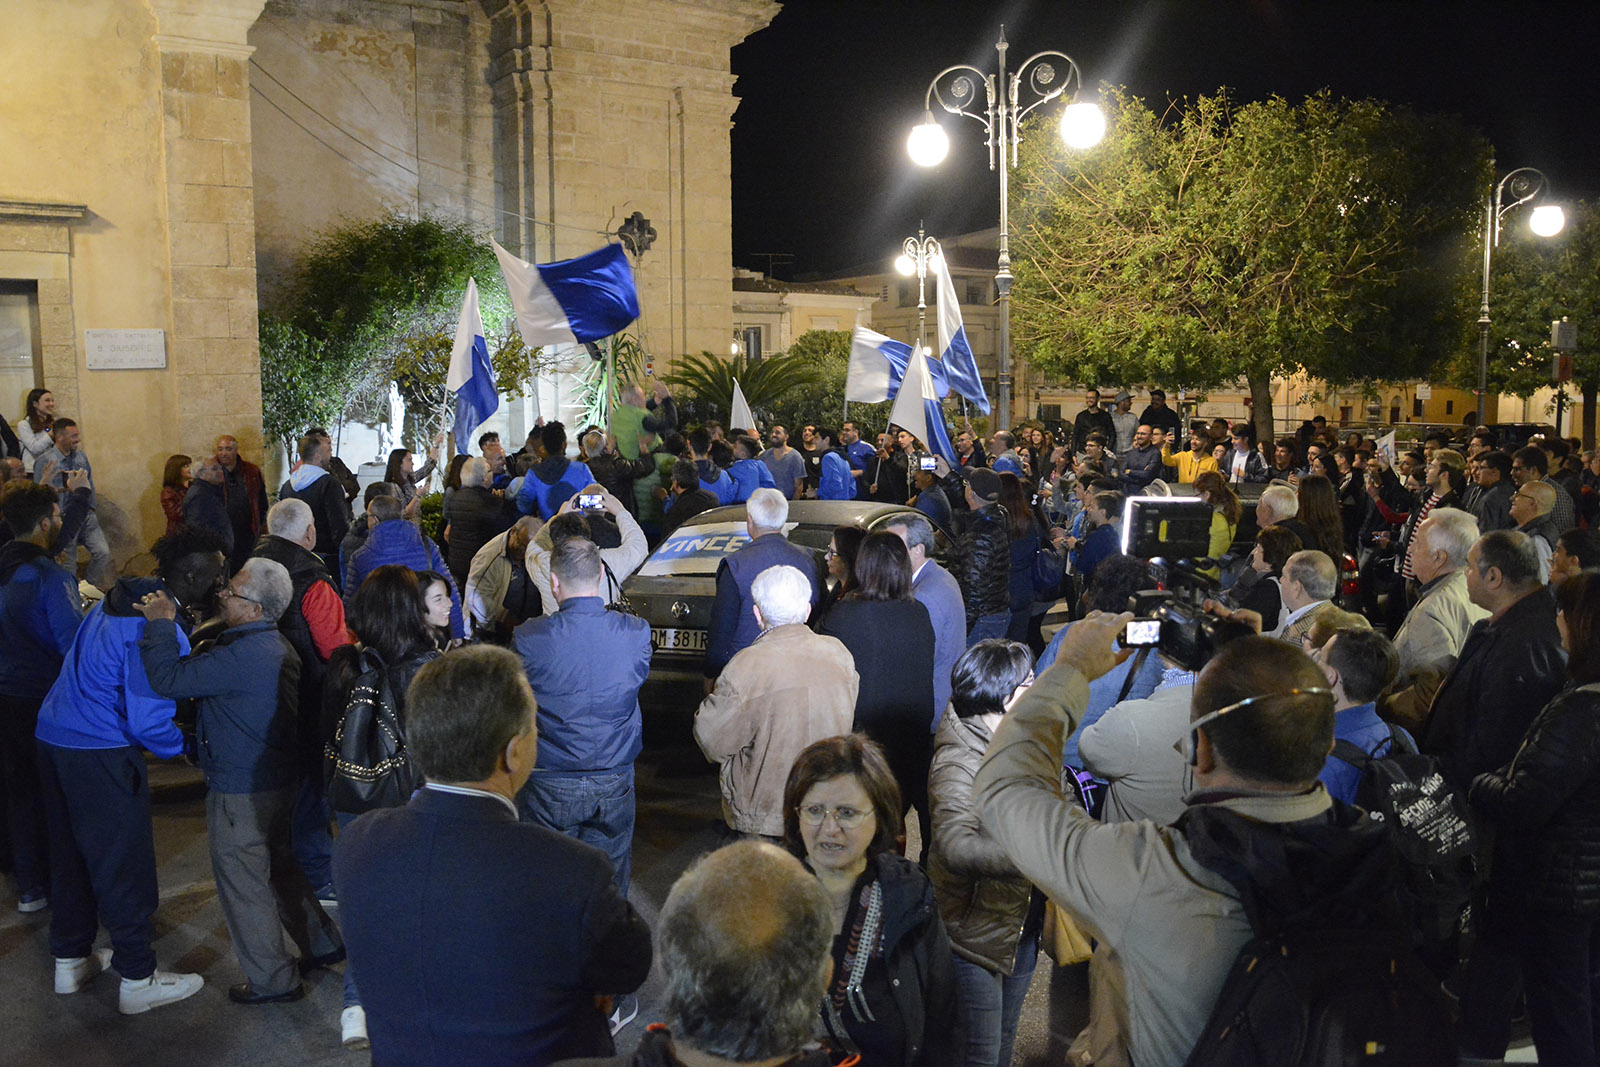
left=846, top=325, right=950, bottom=404
left=933, top=254, right=989, bottom=414
left=887, top=346, right=958, bottom=465
left=447, top=278, right=498, bottom=455
left=491, top=239, right=640, bottom=346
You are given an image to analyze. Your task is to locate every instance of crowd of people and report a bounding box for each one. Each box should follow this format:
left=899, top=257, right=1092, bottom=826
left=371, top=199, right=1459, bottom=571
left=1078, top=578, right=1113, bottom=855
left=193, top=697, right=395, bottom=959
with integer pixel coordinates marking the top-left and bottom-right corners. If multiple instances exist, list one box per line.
left=4, top=375, right=1600, bottom=1067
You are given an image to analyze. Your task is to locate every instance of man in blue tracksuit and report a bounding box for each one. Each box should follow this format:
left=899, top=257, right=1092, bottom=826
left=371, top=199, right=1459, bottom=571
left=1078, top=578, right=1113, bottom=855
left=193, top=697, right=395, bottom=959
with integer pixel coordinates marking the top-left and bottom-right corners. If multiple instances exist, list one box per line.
left=343, top=495, right=464, bottom=640
left=513, top=537, right=652, bottom=895
left=726, top=434, right=777, bottom=504
left=137, top=557, right=343, bottom=1005
left=35, top=527, right=226, bottom=1014
left=516, top=422, right=595, bottom=520
left=0, top=482, right=86, bottom=914
left=688, top=428, right=735, bottom=505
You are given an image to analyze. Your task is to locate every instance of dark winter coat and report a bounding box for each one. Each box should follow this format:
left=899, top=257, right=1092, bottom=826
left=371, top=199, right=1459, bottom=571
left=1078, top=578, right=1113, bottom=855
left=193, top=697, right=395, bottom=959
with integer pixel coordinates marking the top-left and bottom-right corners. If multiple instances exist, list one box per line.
left=1471, top=683, right=1600, bottom=915
left=953, top=503, right=1011, bottom=626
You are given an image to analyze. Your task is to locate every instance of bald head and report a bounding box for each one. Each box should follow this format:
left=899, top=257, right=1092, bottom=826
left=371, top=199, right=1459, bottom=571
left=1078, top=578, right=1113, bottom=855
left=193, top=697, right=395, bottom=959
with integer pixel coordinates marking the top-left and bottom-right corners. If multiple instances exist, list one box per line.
left=658, top=841, right=833, bottom=1061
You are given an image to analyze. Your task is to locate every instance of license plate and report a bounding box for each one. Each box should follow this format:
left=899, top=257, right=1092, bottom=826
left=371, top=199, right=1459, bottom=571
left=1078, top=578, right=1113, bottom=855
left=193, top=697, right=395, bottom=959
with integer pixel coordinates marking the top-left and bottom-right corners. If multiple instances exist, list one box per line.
left=651, top=627, right=707, bottom=653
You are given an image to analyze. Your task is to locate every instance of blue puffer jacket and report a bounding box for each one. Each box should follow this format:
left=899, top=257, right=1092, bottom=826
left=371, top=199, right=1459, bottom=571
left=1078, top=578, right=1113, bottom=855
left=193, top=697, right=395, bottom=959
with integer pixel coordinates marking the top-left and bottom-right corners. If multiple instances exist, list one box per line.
left=35, top=578, right=190, bottom=757
left=516, top=457, right=595, bottom=519
left=139, top=619, right=300, bottom=794
left=344, top=519, right=464, bottom=638
left=513, top=597, right=652, bottom=774
left=0, top=541, right=84, bottom=700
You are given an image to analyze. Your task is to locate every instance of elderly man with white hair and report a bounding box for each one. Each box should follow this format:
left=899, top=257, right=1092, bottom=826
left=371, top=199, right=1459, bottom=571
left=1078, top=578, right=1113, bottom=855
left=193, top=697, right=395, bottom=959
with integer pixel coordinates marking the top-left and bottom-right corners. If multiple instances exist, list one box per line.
left=252, top=498, right=351, bottom=903
left=694, top=565, right=858, bottom=839
left=704, top=488, right=825, bottom=680
left=1276, top=549, right=1338, bottom=646
left=1380, top=508, right=1489, bottom=731
left=1255, top=482, right=1316, bottom=550
left=135, top=558, right=344, bottom=1006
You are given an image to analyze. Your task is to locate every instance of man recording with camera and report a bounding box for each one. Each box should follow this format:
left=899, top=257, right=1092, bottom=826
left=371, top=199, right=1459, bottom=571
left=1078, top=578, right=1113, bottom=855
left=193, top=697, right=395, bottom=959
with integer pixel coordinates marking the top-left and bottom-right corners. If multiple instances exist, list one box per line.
left=974, top=608, right=1402, bottom=1066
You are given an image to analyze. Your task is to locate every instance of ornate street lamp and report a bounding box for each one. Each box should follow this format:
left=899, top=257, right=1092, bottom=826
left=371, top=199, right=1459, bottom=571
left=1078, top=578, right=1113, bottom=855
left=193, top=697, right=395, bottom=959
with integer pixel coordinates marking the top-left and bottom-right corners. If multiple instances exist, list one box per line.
left=894, top=225, right=943, bottom=358
left=908, top=25, right=1103, bottom=430
left=1477, top=168, right=1565, bottom=426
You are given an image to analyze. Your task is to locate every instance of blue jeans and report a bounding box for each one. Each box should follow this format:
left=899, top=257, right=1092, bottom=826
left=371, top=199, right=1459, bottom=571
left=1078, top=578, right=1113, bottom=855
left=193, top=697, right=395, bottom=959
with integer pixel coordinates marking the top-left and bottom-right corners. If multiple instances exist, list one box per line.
left=334, top=811, right=361, bottom=1009
left=967, top=612, right=1010, bottom=648
left=289, top=773, right=333, bottom=891
left=516, top=767, right=635, bottom=898
left=953, top=935, right=1039, bottom=1067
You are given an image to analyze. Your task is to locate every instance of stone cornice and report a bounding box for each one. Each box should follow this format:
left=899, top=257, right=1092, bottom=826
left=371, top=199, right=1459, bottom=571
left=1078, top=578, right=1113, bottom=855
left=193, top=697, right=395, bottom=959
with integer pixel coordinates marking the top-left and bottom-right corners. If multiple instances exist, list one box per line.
left=149, top=0, right=267, bottom=55
left=0, top=200, right=89, bottom=221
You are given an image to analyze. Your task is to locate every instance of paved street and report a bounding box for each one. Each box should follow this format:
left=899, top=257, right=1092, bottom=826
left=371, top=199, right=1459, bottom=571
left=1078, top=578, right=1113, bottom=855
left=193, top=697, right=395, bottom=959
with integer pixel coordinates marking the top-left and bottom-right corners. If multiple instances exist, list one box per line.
left=2, top=738, right=1538, bottom=1065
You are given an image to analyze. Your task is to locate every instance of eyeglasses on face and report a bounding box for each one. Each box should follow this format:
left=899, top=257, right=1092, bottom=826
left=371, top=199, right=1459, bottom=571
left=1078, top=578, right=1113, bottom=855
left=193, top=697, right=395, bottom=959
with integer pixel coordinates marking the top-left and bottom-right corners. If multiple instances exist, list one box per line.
left=796, top=803, right=873, bottom=829
left=217, top=587, right=259, bottom=606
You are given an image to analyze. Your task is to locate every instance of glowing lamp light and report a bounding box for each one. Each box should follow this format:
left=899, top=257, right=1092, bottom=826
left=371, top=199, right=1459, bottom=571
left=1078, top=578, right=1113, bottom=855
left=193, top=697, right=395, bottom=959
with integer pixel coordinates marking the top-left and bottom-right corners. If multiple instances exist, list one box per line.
left=1530, top=204, right=1566, bottom=237
left=1059, top=100, right=1106, bottom=150
left=895, top=254, right=916, bottom=276
left=928, top=252, right=944, bottom=273
left=730, top=341, right=741, bottom=356
left=907, top=114, right=950, bottom=167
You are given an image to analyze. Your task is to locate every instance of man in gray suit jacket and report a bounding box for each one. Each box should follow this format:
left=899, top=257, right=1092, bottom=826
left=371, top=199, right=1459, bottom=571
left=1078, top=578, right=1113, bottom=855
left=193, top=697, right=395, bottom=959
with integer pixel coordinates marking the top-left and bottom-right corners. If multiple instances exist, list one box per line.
left=885, top=512, right=966, bottom=730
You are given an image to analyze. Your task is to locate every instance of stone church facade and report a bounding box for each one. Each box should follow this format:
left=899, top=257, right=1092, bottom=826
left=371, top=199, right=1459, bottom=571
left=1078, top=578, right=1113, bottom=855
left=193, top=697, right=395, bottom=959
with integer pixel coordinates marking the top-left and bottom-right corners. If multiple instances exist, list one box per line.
left=1, top=0, right=777, bottom=565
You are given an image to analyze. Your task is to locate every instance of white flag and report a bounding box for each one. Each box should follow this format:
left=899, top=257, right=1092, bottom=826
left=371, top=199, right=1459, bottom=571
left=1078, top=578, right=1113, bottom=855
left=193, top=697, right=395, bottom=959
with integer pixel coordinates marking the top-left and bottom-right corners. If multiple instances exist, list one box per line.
left=730, top=378, right=755, bottom=433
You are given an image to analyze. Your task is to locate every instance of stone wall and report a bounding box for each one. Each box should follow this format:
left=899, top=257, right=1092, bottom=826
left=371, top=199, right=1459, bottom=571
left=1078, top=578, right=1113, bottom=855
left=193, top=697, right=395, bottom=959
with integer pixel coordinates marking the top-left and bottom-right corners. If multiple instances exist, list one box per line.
left=0, top=0, right=267, bottom=568
left=254, top=0, right=777, bottom=370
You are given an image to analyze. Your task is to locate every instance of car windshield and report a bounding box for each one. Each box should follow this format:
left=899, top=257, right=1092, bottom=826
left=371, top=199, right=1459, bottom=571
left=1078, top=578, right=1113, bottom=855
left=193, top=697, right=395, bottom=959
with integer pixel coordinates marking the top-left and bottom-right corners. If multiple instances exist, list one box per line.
left=637, top=521, right=801, bottom=577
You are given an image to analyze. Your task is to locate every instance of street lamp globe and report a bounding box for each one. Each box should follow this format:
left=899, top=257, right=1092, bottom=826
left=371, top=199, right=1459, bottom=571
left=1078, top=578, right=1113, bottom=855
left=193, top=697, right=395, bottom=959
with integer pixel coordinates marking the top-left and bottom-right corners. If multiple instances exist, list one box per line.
left=1058, top=100, right=1106, bottom=150
left=907, top=114, right=951, bottom=167
left=895, top=254, right=916, bottom=276
left=1530, top=204, right=1566, bottom=237
left=927, top=252, right=944, bottom=273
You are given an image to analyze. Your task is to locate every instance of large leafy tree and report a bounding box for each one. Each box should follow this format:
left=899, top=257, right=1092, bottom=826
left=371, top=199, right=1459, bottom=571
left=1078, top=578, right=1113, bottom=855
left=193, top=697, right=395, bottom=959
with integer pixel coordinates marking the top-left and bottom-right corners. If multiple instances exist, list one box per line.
left=1447, top=200, right=1600, bottom=446
left=1010, top=89, right=1492, bottom=442
left=264, top=212, right=554, bottom=451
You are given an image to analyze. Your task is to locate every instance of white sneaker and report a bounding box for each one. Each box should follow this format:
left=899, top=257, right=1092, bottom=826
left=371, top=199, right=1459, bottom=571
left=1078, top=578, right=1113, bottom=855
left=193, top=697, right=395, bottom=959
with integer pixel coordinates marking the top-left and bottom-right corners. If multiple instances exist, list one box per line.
left=341, top=1006, right=370, bottom=1050
left=54, top=948, right=113, bottom=994
left=608, top=993, right=639, bottom=1036
left=118, top=970, right=203, bottom=1015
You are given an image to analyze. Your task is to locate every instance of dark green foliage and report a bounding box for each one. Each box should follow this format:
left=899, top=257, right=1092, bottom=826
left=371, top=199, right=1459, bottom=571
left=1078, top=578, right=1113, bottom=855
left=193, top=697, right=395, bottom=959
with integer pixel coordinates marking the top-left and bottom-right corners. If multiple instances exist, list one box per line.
left=662, top=347, right=823, bottom=427
left=1446, top=200, right=1600, bottom=444
left=261, top=211, right=549, bottom=453
left=1010, top=88, right=1492, bottom=439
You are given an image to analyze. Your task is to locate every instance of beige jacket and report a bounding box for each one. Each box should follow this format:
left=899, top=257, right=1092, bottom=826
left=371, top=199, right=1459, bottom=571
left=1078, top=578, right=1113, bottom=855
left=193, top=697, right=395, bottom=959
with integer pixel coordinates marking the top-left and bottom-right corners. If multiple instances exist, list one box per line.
left=693, top=623, right=859, bottom=837
left=974, top=660, right=1336, bottom=1067
left=524, top=506, right=648, bottom=616
left=1382, top=568, right=1489, bottom=733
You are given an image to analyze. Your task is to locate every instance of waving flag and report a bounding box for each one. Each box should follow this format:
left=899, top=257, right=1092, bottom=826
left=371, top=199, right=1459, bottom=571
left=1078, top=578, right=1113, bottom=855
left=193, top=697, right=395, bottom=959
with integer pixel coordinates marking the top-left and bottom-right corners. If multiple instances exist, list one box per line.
left=491, top=240, right=640, bottom=346
left=933, top=254, right=989, bottom=413
left=730, top=378, right=755, bottom=432
left=887, top=346, right=957, bottom=465
left=447, top=278, right=498, bottom=454
left=846, top=325, right=950, bottom=404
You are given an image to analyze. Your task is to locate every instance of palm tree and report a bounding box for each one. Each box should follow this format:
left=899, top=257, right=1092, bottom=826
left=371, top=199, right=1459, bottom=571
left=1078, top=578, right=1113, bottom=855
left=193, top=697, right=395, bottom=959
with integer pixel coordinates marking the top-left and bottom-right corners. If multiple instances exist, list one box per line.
left=662, top=350, right=821, bottom=423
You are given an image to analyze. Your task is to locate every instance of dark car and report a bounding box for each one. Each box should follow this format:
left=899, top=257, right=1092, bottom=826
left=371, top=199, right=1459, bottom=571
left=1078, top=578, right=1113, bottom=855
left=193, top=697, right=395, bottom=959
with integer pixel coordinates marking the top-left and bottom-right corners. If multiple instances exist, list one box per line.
left=624, top=500, right=952, bottom=713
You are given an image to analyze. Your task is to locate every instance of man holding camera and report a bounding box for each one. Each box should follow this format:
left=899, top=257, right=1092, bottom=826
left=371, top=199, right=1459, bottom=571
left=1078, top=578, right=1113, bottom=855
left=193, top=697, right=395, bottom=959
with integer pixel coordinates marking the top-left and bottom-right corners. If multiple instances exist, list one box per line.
left=975, top=614, right=1397, bottom=1067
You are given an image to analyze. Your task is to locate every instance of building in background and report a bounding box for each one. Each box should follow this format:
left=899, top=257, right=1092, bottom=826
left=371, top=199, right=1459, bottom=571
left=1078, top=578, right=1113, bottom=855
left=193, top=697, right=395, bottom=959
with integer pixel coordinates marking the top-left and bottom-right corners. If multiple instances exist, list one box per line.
left=1, top=0, right=777, bottom=567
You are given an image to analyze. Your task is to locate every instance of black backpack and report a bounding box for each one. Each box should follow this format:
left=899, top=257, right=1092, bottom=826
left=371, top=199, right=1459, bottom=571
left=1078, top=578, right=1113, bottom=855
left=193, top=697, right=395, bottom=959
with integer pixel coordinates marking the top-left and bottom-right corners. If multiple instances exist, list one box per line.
left=1177, top=805, right=1455, bottom=1067
left=1331, top=727, right=1477, bottom=949
left=325, top=649, right=418, bottom=815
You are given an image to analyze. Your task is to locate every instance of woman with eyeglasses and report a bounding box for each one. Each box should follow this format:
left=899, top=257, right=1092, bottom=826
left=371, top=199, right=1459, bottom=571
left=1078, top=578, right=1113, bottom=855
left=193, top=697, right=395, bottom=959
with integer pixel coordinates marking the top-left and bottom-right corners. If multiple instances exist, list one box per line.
left=927, top=640, right=1039, bottom=1067
left=783, top=734, right=960, bottom=1067
left=1467, top=571, right=1600, bottom=1065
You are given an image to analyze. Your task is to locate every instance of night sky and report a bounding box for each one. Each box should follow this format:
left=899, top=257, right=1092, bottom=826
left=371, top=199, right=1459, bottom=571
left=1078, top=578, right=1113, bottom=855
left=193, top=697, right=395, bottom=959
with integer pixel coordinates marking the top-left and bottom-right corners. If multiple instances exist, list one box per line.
left=730, top=0, right=1600, bottom=279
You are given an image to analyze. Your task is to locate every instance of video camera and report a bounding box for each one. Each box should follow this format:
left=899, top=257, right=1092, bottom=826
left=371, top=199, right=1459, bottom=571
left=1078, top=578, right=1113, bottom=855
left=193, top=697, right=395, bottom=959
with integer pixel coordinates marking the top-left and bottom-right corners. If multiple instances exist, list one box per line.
left=1116, top=496, right=1236, bottom=673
